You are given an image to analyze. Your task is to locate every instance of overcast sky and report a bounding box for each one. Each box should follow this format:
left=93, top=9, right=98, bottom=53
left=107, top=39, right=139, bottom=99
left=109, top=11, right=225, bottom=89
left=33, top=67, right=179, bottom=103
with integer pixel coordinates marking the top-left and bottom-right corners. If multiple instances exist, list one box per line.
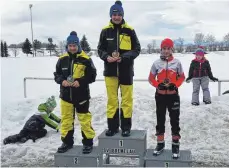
left=1, top=0, right=229, bottom=48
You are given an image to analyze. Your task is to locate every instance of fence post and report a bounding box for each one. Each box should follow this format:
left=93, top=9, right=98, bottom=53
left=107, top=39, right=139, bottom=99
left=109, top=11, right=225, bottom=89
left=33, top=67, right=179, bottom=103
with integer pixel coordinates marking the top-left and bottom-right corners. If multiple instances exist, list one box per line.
left=218, top=81, right=221, bottom=96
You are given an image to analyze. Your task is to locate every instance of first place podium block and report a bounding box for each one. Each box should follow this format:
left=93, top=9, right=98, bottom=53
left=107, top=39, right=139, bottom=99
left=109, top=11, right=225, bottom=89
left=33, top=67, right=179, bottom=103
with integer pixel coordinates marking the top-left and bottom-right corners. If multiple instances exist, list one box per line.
left=54, top=145, right=99, bottom=167
left=98, top=129, right=147, bottom=167
left=144, top=149, right=192, bottom=167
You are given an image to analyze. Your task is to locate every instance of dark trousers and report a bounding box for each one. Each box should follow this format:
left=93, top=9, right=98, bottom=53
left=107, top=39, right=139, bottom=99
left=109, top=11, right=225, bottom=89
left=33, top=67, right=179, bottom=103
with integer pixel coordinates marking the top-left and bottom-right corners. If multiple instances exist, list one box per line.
left=155, top=93, right=181, bottom=136
left=3, top=128, right=47, bottom=144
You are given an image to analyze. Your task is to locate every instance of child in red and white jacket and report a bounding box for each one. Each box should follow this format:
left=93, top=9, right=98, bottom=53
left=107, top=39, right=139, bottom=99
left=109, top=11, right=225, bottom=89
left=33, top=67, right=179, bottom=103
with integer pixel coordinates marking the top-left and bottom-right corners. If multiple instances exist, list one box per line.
left=148, top=38, right=185, bottom=158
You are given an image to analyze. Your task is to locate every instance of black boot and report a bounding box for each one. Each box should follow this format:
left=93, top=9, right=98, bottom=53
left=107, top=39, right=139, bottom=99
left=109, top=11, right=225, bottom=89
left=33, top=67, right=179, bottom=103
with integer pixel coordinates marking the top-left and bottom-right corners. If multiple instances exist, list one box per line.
left=57, top=143, right=73, bottom=153
left=3, top=138, right=11, bottom=145
left=204, top=100, right=211, bottom=104
left=153, top=141, right=165, bottom=156
left=121, top=129, right=131, bottom=137
left=105, top=129, right=119, bottom=136
left=172, top=140, right=180, bottom=159
left=191, top=102, right=199, bottom=106
left=82, top=145, right=93, bottom=154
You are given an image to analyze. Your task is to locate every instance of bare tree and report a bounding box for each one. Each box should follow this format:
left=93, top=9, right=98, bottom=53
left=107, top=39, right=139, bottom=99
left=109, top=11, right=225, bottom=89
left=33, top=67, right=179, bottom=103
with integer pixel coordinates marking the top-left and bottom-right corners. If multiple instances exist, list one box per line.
left=175, top=37, right=184, bottom=53
left=194, top=33, right=205, bottom=46
left=217, top=41, right=224, bottom=51
left=10, top=44, right=19, bottom=57
left=186, top=44, right=196, bottom=53
left=47, top=38, right=56, bottom=56
left=33, top=39, right=42, bottom=57
left=204, top=34, right=216, bottom=51
left=152, top=40, right=156, bottom=53
left=147, top=44, right=153, bottom=54
left=59, top=40, right=66, bottom=55
left=223, top=33, right=229, bottom=51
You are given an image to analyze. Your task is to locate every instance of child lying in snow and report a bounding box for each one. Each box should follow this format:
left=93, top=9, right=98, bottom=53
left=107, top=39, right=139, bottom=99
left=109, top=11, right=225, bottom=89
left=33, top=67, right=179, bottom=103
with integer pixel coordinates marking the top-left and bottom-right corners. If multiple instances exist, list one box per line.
left=3, top=96, right=61, bottom=145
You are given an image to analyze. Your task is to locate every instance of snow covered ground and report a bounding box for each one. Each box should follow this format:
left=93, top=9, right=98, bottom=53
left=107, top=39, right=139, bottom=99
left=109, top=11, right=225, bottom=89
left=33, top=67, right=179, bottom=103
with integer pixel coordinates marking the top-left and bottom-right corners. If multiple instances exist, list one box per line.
left=1, top=52, right=229, bottom=166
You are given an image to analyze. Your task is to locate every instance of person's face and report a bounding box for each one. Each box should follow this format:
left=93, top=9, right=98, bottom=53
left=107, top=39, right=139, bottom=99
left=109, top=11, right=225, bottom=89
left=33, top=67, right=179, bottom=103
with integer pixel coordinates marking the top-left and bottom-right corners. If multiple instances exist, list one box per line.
left=196, top=54, right=204, bottom=60
left=111, top=13, right=123, bottom=24
left=161, top=47, right=173, bottom=57
left=68, top=44, right=78, bottom=54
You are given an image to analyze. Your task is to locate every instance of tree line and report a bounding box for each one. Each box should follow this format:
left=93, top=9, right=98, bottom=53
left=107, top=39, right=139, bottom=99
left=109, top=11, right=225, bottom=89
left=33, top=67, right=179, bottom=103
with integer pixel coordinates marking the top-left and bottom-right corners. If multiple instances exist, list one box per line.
left=1, top=34, right=91, bottom=57
left=145, top=32, right=229, bottom=54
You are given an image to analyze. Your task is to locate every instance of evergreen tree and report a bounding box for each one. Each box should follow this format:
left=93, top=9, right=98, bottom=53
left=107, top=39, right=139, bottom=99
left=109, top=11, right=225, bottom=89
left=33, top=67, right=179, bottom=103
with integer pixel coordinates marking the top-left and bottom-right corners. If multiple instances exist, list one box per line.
left=22, top=38, right=32, bottom=56
left=80, top=35, right=91, bottom=53
left=3, top=41, right=9, bottom=57
left=1, top=41, right=4, bottom=57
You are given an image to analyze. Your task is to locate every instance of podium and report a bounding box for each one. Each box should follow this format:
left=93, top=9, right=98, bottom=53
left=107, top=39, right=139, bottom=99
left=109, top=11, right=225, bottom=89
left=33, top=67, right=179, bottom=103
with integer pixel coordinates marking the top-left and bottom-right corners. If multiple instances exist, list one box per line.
left=144, top=149, right=192, bottom=167
left=54, top=129, right=192, bottom=167
left=54, top=146, right=99, bottom=167
left=98, top=130, right=147, bottom=167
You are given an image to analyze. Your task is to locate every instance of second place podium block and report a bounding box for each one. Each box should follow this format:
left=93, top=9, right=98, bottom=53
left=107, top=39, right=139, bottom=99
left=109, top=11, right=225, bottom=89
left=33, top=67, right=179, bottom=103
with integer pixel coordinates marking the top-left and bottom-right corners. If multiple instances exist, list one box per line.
left=54, top=145, right=99, bottom=167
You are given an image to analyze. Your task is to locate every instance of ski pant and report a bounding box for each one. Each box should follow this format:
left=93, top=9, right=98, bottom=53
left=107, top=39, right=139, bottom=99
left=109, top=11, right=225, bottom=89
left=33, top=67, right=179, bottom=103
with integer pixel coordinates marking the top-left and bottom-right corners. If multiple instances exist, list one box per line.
left=155, top=92, right=180, bottom=138
left=192, top=77, right=211, bottom=104
left=105, top=77, right=133, bottom=131
left=60, top=99, right=95, bottom=146
left=3, top=128, right=47, bottom=144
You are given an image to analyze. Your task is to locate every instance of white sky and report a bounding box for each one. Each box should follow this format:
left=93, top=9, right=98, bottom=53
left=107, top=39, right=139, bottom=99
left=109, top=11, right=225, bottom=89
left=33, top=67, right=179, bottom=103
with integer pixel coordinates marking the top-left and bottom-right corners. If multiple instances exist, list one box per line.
left=1, top=0, right=229, bottom=48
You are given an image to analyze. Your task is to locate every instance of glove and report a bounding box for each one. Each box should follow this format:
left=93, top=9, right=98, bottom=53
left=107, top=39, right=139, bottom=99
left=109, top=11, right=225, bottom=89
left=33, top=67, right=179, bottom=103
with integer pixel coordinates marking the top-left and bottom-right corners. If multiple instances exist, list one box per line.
left=186, top=77, right=192, bottom=83
left=167, top=83, right=177, bottom=91
left=157, top=83, right=168, bottom=90
left=210, top=77, right=218, bottom=82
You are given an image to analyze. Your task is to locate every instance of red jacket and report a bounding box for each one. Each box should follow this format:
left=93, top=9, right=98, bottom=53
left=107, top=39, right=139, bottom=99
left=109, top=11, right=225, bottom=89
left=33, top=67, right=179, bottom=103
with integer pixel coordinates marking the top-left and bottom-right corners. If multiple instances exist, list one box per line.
left=148, top=56, right=185, bottom=90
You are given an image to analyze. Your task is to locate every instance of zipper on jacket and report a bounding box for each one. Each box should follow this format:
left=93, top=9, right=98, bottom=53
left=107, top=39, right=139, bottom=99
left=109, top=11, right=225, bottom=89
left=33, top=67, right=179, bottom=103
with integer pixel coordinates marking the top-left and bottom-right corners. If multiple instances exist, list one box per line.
left=70, top=59, right=74, bottom=101
left=165, top=59, right=169, bottom=94
left=199, top=62, right=202, bottom=77
left=117, top=28, right=119, bottom=77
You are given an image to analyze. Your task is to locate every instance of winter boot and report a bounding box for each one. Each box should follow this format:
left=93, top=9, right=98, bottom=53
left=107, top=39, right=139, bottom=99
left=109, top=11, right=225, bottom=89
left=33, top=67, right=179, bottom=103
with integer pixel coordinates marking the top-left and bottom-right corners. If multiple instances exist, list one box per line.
left=82, top=145, right=93, bottom=154
left=122, top=129, right=131, bottom=137
left=153, top=135, right=165, bottom=156
left=57, top=143, right=73, bottom=153
left=191, top=102, right=199, bottom=106
left=105, top=129, right=119, bottom=136
left=204, top=100, right=211, bottom=104
left=172, top=136, right=180, bottom=159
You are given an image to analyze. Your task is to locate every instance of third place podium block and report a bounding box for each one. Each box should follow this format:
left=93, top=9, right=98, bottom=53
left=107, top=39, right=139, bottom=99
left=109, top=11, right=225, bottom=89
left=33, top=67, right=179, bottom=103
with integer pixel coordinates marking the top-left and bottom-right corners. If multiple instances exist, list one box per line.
left=144, top=149, right=192, bottom=167
left=98, top=129, right=147, bottom=167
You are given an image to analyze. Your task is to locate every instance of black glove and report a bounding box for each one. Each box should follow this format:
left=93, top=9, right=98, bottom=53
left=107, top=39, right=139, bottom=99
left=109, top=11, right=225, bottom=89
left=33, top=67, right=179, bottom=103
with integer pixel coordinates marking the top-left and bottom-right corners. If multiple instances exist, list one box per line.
left=210, top=77, right=218, bottom=82
left=167, top=83, right=177, bottom=91
left=157, top=83, right=167, bottom=90
left=186, top=77, right=192, bottom=82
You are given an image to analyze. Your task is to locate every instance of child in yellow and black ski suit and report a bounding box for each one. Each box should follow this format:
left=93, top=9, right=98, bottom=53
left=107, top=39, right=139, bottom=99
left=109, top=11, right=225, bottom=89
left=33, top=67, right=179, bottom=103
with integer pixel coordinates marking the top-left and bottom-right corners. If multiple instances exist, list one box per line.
left=54, top=31, right=96, bottom=154
left=97, top=0, right=141, bottom=137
